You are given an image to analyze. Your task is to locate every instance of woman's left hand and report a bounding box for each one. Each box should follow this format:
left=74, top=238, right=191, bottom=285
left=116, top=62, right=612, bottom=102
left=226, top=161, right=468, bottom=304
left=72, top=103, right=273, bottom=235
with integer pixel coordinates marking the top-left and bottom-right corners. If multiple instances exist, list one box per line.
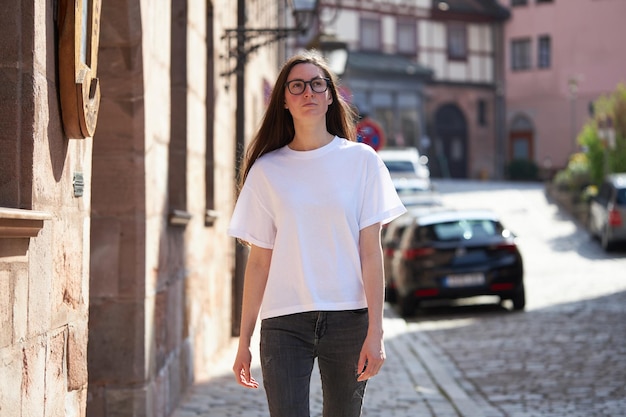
left=356, top=332, right=385, bottom=381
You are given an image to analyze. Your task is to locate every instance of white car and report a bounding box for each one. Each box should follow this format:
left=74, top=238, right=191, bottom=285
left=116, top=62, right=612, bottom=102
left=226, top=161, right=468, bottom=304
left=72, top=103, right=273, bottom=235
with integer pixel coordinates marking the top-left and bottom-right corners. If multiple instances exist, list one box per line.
left=378, top=147, right=431, bottom=193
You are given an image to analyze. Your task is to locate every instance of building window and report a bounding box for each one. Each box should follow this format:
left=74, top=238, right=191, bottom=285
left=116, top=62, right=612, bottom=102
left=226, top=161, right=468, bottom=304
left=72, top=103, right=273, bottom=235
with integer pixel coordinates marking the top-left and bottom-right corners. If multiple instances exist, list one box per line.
left=478, top=99, right=487, bottom=126
left=169, top=0, right=189, bottom=224
left=397, top=19, right=416, bottom=55
left=511, top=0, right=528, bottom=6
left=360, top=18, right=381, bottom=51
left=447, top=23, right=467, bottom=60
left=205, top=2, right=217, bottom=227
left=537, top=35, right=551, bottom=69
left=511, top=38, right=532, bottom=71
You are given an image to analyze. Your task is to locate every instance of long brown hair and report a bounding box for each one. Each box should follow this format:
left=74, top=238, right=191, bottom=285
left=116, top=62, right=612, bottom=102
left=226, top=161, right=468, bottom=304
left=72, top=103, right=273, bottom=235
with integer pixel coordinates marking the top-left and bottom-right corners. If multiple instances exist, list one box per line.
left=238, top=50, right=357, bottom=191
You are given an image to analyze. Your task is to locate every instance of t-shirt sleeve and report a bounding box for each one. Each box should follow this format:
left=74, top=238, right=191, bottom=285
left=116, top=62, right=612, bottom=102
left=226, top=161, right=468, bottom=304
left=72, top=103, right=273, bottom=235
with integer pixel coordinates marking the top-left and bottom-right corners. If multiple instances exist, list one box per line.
left=227, top=174, right=276, bottom=249
left=359, top=152, right=407, bottom=229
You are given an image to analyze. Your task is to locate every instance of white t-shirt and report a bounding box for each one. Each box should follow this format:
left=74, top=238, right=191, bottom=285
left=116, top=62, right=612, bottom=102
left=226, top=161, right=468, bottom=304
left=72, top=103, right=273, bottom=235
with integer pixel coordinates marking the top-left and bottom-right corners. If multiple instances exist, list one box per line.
left=228, top=136, right=406, bottom=319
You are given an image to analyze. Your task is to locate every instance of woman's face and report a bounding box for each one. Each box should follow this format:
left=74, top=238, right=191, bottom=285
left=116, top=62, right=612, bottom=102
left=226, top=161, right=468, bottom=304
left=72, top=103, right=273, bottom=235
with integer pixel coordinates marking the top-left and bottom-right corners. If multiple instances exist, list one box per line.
left=284, top=63, right=333, bottom=123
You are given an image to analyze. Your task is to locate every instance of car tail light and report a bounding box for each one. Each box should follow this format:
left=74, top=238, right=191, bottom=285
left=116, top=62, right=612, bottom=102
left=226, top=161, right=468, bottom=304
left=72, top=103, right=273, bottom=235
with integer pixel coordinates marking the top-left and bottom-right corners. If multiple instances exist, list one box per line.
left=402, top=247, right=435, bottom=260
left=415, top=288, right=439, bottom=297
left=384, top=248, right=395, bottom=257
left=490, top=283, right=514, bottom=291
left=491, top=242, right=518, bottom=254
left=608, top=208, right=622, bottom=226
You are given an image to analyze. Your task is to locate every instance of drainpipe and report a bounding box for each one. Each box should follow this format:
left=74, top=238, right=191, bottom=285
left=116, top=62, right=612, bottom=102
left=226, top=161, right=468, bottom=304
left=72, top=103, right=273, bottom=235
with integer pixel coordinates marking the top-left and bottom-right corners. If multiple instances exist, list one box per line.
left=232, top=0, right=246, bottom=337
left=493, top=21, right=507, bottom=180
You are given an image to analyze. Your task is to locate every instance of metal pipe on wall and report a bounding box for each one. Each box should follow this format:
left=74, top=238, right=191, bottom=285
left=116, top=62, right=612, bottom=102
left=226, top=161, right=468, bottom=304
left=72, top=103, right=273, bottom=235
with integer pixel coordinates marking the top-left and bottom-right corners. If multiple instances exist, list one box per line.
left=232, top=0, right=247, bottom=337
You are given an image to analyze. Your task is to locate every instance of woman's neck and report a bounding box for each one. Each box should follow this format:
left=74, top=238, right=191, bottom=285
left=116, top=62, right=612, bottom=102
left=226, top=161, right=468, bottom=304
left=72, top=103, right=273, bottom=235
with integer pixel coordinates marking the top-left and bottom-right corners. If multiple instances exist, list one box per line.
left=289, top=124, right=334, bottom=151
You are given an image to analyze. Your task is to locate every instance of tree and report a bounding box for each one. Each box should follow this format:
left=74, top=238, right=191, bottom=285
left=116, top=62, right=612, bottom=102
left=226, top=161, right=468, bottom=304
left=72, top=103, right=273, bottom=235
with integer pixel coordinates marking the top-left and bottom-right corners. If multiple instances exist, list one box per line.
left=578, top=83, right=626, bottom=185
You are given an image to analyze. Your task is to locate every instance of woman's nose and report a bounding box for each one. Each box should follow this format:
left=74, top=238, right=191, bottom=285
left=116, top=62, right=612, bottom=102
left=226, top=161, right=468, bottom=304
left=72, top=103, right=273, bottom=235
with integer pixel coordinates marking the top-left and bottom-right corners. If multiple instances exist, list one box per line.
left=303, top=83, right=314, bottom=96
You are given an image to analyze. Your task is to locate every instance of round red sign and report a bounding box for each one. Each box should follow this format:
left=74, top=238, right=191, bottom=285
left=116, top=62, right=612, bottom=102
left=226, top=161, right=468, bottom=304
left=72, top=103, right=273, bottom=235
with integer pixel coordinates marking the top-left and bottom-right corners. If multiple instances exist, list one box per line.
left=356, top=118, right=386, bottom=151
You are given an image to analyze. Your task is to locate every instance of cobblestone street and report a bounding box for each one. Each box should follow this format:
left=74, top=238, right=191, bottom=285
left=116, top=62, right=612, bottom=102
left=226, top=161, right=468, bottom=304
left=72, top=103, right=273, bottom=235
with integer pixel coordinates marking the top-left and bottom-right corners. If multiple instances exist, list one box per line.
left=173, top=181, right=626, bottom=417
left=409, top=291, right=626, bottom=417
left=415, top=180, right=626, bottom=417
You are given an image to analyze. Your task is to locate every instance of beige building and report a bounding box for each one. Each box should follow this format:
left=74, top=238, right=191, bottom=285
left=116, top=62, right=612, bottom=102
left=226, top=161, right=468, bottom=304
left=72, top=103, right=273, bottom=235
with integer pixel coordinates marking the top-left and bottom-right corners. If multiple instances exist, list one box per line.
left=1, top=0, right=285, bottom=416
left=313, top=0, right=510, bottom=178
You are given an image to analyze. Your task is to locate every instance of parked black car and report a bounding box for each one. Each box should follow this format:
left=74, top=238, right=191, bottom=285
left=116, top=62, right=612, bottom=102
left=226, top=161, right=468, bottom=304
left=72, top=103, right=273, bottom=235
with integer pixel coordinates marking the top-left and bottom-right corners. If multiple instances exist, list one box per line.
left=391, top=209, right=525, bottom=317
left=588, top=173, right=626, bottom=251
left=382, top=206, right=445, bottom=303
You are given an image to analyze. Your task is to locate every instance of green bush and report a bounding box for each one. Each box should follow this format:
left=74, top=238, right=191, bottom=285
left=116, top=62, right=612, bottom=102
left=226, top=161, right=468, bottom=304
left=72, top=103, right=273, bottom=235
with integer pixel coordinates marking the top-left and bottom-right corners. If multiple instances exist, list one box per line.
left=579, top=83, right=626, bottom=184
left=553, top=153, right=592, bottom=196
left=506, top=159, right=539, bottom=181
left=577, top=124, right=604, bottom=185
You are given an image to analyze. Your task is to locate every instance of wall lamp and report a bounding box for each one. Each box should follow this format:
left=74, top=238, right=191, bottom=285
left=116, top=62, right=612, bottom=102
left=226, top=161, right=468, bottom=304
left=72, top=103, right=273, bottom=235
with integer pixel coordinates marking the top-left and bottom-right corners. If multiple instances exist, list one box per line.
left=220, top=0, right=319, bottom=78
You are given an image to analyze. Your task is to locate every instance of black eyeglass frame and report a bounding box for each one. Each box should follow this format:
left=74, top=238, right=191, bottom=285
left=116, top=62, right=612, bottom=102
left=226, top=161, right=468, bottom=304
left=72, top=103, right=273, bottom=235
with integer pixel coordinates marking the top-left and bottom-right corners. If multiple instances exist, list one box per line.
left=285, top=77, right=331, bottom=95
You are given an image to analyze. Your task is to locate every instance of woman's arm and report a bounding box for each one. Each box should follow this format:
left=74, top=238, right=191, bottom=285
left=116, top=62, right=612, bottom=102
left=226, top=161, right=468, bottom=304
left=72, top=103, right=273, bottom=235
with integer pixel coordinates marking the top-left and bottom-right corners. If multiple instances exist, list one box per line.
left=357, top=222, right=386, bottom=382
left=232, top=244, right=272, bottom=388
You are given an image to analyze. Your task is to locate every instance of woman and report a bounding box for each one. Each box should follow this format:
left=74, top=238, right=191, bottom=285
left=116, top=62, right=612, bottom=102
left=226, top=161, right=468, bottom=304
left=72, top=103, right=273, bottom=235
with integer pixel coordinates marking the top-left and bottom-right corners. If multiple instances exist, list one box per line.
left=228, top=50, right=406, bottom=417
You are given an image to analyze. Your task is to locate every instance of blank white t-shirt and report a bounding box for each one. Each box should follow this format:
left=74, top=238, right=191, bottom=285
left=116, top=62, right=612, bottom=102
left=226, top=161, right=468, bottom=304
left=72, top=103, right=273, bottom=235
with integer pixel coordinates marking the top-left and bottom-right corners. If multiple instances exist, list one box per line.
left=228, top=136, right=406, bottom=319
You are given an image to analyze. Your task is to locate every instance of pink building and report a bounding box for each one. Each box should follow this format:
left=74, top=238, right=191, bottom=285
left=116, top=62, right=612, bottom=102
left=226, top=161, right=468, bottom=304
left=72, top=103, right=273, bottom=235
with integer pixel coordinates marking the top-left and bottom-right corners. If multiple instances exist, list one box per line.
left=501, top=0, right=626, bottom=174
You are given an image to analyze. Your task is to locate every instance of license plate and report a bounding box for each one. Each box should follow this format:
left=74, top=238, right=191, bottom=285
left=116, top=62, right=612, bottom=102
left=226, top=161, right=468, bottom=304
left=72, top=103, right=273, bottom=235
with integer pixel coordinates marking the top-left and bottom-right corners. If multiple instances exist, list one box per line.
left=444, top=273, right=485, bottom=288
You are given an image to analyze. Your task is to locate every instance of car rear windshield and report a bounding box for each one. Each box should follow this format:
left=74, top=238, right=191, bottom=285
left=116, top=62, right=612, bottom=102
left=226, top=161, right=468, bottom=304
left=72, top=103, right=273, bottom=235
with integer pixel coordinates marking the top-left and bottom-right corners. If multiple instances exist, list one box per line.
left=384, top=161, right=415, bottom=172
left=423, top=219, right=500, bottom=242
left=617, top=188, right=626, bottom=205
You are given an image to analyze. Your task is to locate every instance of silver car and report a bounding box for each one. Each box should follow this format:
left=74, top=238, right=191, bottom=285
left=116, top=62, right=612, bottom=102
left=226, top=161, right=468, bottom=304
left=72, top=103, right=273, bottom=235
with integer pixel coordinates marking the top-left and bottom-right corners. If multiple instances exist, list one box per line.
left=588, top=173, right=626, bottom=251
left=378, top=147, right=431, bottom=192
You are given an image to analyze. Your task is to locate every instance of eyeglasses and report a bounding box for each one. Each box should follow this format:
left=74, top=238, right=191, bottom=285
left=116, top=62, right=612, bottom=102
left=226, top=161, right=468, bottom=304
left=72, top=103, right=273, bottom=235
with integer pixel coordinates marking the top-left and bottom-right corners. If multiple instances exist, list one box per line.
left=285, top=77, right=331, bottom=95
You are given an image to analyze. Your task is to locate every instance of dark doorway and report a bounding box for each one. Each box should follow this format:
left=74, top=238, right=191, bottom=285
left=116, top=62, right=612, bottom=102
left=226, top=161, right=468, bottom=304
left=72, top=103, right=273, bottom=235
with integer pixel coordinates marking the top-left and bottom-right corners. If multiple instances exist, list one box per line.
left=433, top=104, right=468, bottom=178
left=509, top=114, right=534, bottom=161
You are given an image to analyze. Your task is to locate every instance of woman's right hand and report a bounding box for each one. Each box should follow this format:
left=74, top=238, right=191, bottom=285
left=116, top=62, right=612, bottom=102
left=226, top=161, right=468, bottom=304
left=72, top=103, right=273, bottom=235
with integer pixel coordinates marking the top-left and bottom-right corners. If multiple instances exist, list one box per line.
left=233, top=345, right=259, bottom=389
left=233, top=244, right=271, bottom=389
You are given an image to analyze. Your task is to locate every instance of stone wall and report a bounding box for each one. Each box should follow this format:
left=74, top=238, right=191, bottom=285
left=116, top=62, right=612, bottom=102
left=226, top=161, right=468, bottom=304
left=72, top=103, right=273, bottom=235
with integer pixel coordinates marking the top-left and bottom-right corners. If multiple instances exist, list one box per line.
left=0, top=1, right=92, bottom=415
left=1, top=0, right=282, bottom=415
left=544, top=182, right=590, bottom=227
left=85, top=0, right=262, bottom=416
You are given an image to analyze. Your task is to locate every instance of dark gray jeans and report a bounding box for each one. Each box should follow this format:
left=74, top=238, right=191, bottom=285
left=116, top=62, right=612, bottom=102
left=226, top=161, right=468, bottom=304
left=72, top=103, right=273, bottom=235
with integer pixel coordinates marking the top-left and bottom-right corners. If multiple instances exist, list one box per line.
left=260, top=309, right=369, bottom=417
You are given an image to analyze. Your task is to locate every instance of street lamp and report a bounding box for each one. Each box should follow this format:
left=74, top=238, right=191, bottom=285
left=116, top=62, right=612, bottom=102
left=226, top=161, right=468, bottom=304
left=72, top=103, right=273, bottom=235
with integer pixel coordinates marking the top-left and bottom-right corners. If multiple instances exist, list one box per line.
left=220, top=0, right=319, bottom=78
left=292, top=0, right=318, bottom=29
left=307, top=33, right=349, bottom=76
left=567, top=76, right=579, bottom=154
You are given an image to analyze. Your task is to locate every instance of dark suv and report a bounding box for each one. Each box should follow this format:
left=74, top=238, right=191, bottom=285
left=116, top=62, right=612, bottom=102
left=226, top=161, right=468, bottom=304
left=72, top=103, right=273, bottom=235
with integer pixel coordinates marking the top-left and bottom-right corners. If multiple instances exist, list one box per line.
left=588, top=173, right=626, bottom=251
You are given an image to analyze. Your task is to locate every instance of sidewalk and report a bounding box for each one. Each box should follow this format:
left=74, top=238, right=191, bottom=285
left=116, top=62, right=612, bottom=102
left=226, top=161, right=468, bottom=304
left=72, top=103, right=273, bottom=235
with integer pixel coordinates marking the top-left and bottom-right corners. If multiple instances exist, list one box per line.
left=171, top=307, right=491, bottom=417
